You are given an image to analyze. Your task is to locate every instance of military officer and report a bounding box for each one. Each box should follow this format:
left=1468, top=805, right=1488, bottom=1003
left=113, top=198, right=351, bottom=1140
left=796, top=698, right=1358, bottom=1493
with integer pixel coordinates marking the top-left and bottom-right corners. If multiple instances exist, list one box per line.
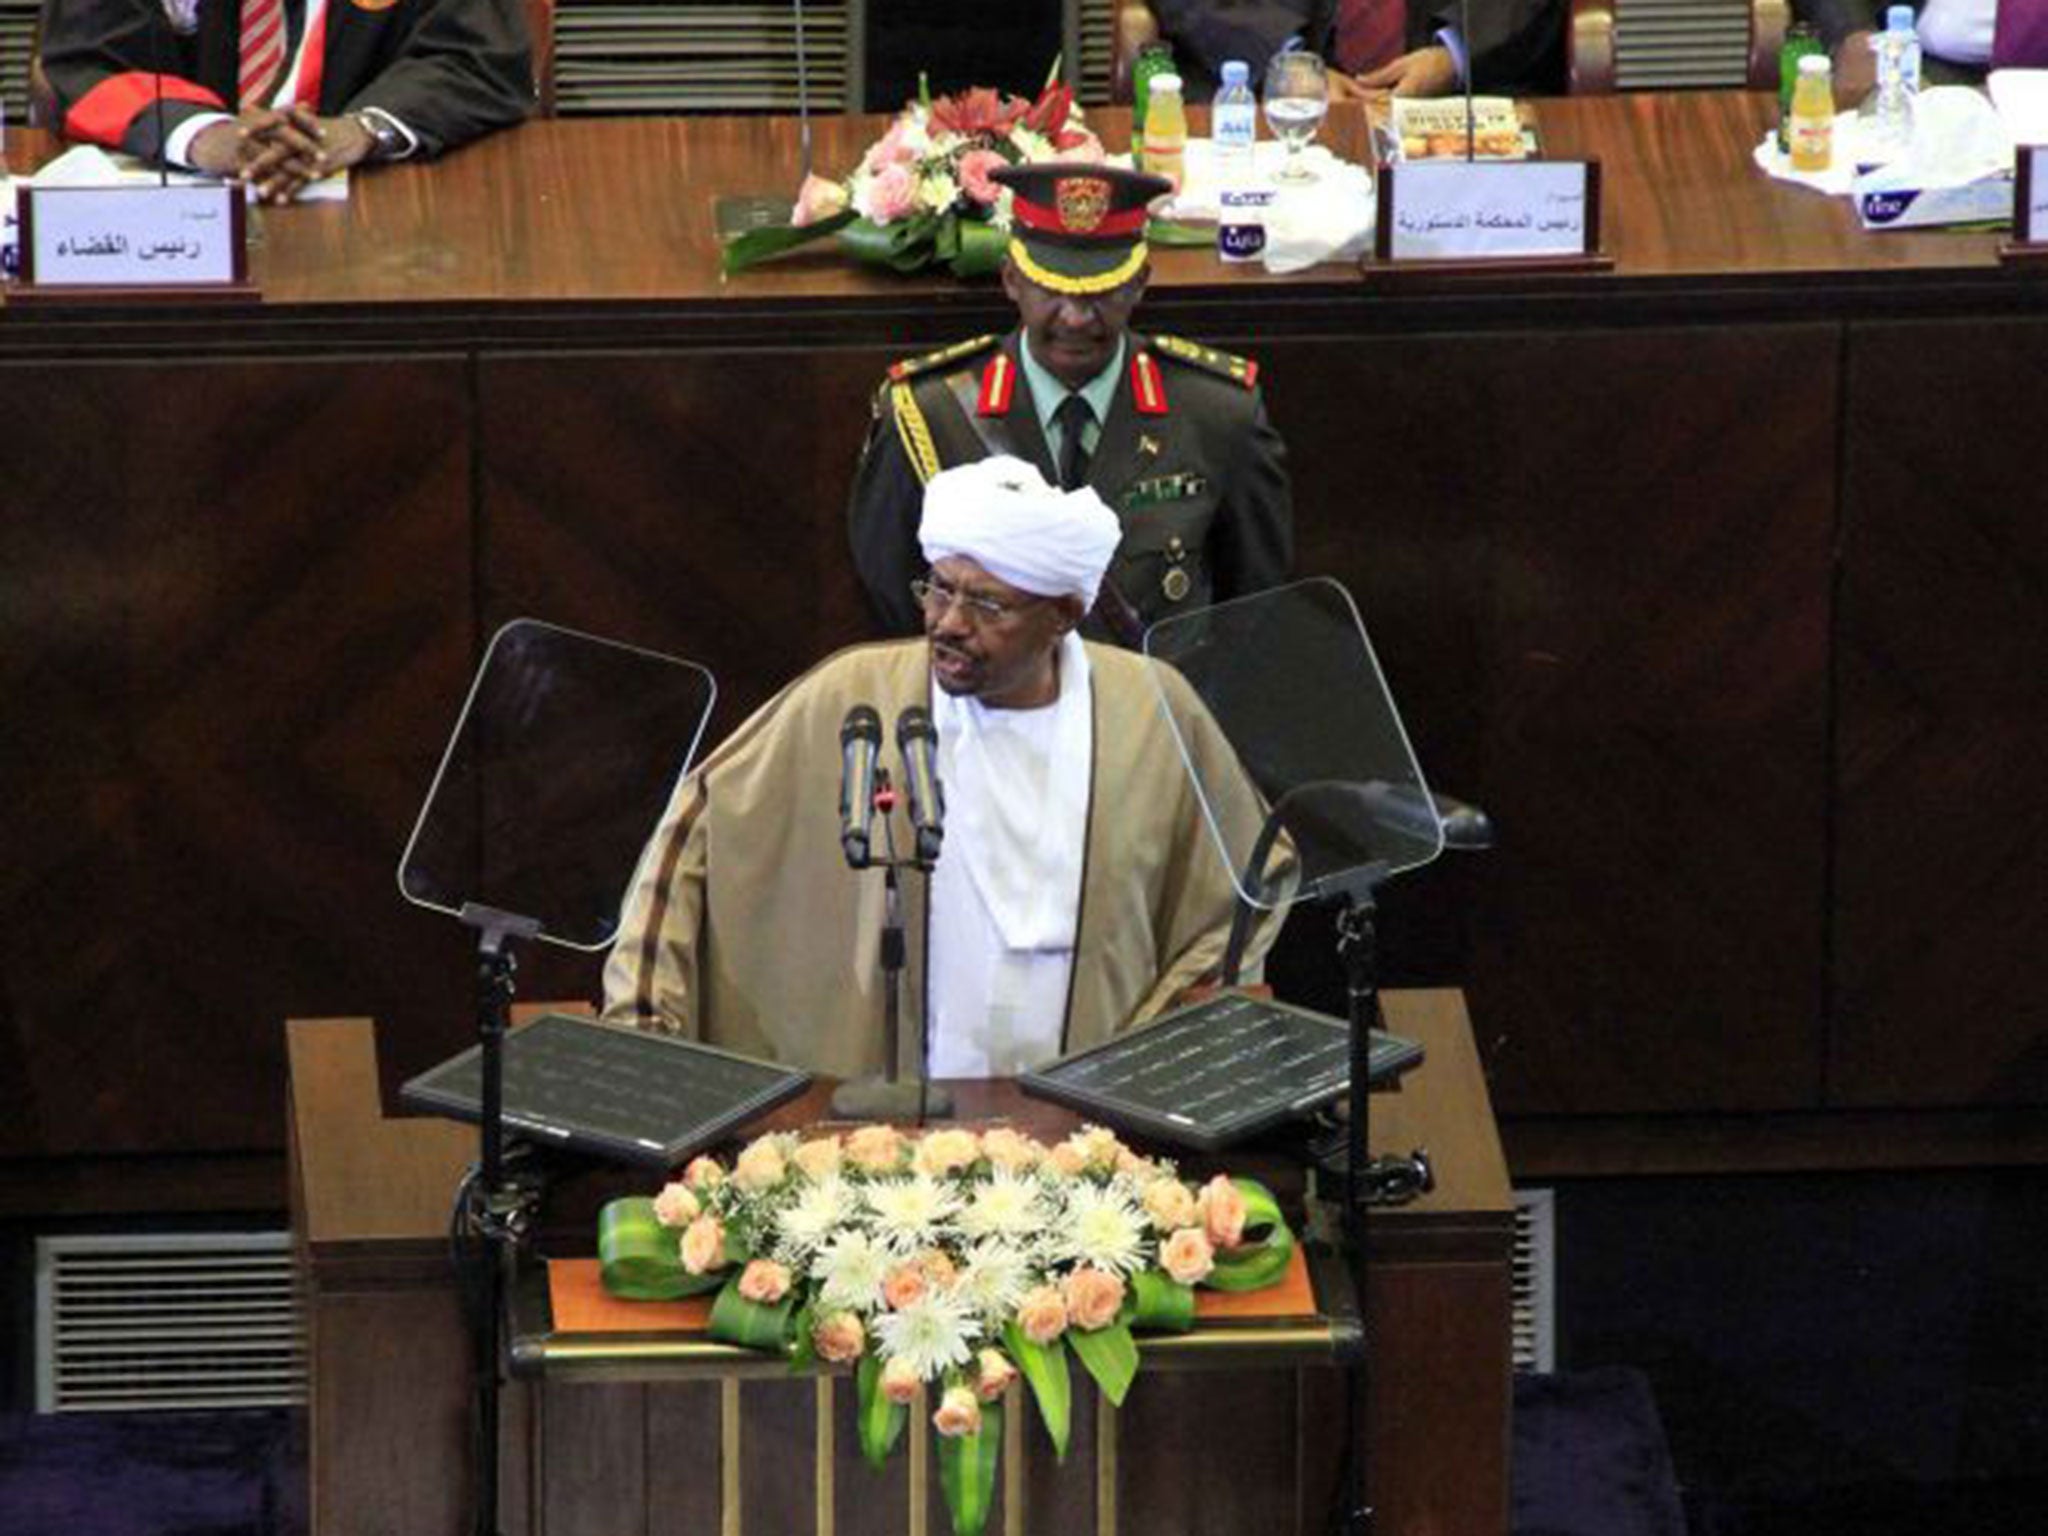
left=846, top=163, right=1294, bottom=645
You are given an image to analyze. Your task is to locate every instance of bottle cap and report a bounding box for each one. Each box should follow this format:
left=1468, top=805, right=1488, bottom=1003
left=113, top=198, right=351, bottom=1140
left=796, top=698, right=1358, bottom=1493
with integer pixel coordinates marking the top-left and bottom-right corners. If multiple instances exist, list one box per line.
left=1221, top=61, right=1249, bottom=87
left=1799, top=53, right=1831, bottom=75
left=1149, top=73, right=1183, bottom=95
left=1886, top=5, right=1914, bottom=29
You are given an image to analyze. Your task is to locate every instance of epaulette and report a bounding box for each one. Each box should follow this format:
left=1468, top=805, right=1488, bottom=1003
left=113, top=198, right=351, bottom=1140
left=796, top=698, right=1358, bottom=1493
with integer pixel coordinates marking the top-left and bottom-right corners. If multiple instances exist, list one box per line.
left=886, top=333, right=1002, bottom=384
left=888, top=381, right=943, bottom=485
left=1152, top=333, right=1259, bottom=390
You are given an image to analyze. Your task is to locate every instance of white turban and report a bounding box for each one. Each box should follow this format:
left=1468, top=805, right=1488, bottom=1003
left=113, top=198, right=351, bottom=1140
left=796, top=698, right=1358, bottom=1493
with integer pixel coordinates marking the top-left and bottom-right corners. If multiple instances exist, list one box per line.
left=918, top=455, right=1121, bottom=609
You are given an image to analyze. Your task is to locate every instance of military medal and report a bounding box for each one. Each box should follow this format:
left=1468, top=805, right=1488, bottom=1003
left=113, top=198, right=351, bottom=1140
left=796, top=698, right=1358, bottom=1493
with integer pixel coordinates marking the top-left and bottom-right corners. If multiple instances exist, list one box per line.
left=1162, top=537, right=1192, bottom=603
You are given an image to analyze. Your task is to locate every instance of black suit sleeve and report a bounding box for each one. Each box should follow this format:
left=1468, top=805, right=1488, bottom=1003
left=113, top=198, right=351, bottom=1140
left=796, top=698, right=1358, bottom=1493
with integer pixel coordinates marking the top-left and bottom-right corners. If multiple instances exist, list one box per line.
left=1432, top=0, right=1567, bottom=94
left=846, top=388, right=931, bottom=637
left=1150, top=0, right=1320, bottom=78
left=335, top=0, right=533, bottom=156
left=1211, top=384, right=1294, bottom=603
left=1795, top=0, right=1888, bottom=48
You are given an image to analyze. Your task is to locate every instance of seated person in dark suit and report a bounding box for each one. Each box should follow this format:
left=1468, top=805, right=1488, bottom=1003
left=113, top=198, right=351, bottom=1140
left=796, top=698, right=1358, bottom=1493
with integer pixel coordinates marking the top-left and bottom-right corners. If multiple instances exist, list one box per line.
left=1145, top=0, right=1566, bottom=101
left=1800, top=0, right=2048, bottom=98
left=41, top=0, right=533, bottom=203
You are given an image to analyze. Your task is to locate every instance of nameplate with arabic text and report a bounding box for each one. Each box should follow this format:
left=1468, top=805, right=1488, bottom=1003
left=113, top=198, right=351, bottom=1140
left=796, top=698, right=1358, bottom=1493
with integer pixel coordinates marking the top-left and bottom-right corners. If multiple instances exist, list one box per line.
left=21, top=184, right=246, bottom=289
left=1375, top=159, right=1600, bottom=264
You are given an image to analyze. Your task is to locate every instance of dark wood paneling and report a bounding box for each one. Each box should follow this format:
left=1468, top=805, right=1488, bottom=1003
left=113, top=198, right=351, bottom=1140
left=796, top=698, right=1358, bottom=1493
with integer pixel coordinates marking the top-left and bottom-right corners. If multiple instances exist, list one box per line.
left=0, top=359, right=473, bottom=1158
left=1834, top=318, right=2048, bottom=1108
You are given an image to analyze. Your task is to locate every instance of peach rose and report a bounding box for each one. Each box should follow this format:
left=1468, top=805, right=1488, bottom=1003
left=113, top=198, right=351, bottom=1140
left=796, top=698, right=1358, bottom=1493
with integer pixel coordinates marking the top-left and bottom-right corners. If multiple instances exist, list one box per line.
left=1116, top=1147, right=1159, bottom=1182
left=733, top=1137, right=787, bottom=1193
left=812, top=1310, right=866, bottom=1365
left=974, top=1348, right=1018, bottom=1403
left=957, top=147, right=1006, bottom=207
left=862, top=116, right=919, bottom=174
left=862, top=162, right=918, bottom=224
left=651, top=1180, right=701, bottom=1228
left=791, top=172, right=850, bottom=228
left=1015, top=1284, right=1068, bottom=1345
left=680, top=1214, right=725, bottom=1276
left=1161, top=1227, right=1216, bottom=1286
left=917, top=1249, right=958, bottom=1291
left=979, top=1127, right=1044, bottom=1172
left=932, top=1384, right=982, bottom=1438
left=1141, top=1177, right=1199, bottom=1233
left=880, top=1355, right=922, bottom=1406
left=882, top=1263, right=928, bottom=1312
left=1047, top=1141, right=1091, bottom=1178
left=738, top=1258, right=791, bottom=1304
left=1200, top=1175, right=1248, bottom=1249
left=844, top=1124, right=906, bottom=1173
left=792, top=1135, right=843, bottom=1181
left=914, top=1127, right=981, bottom=1177
left=1061, top=1266, right=1126, bottom=1332
left=683, top=1155, right=725, bottom=1191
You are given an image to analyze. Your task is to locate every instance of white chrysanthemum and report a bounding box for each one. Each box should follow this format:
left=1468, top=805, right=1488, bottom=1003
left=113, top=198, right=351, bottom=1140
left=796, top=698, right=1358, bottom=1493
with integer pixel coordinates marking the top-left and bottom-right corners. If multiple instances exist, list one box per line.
left=958, top=1167, right=1046, bottom=1242
left=863, top=1174, right=960, bottom=1253
left=814, top=1229, right=891, bottom=1312
left=955, top=1239, right=1034, bottom=1323
left=899, top=117, right=935, bottom=156
left=776, top=1173, right=856, bottom=1259
left=1010, top=126, right=1052, bottom=162
left=919, top=171, right=960, bottom=214
left=1054, top=1181, right=1149, bottom=1276
left=872, top=1286, right=979, bottom=1380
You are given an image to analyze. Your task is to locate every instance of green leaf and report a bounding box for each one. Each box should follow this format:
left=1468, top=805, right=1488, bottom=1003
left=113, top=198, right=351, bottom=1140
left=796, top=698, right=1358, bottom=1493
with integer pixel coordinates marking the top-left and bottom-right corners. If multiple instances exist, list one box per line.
left=719, top=209, right=855, bottom=276
left=1145, top=217, right=1216, bottom=248
left=596, top=1197, right=723, bottom=1300
left=1001, top=1324, right=1071, bottom=1461
left=856, top=1355, right=909, bottom=1470
left=836, top=213, right=943, bottom=273
left=936, top=1398, right=1003, bottom=1536
left=1129, top=1270, right=1196, bottom=1332
left=946, top=219, right=1009, bottom=279
left=1067, top=1322, right=1139, bottom=1408
left=1205, top=1178, right=1298, bottom=1293
left=707, top=1279, right=795, bottom=1353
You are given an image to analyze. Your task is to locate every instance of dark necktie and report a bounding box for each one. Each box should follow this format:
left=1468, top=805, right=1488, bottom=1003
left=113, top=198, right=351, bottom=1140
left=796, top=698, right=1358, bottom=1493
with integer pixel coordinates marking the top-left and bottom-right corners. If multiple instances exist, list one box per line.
left=1333, top=0, right=1406, bottom=76
left=1054, top=394, right=1094, bottom=491
left=1993, top=0, right=2048, bottom=68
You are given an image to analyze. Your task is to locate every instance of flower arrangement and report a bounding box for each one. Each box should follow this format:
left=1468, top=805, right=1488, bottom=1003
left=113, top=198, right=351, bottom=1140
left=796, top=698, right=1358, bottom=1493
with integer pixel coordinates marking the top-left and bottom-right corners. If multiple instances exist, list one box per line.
left=598, top=1122, right=1296, bottom=1536
left=721, top=71, right=1107, bottom=280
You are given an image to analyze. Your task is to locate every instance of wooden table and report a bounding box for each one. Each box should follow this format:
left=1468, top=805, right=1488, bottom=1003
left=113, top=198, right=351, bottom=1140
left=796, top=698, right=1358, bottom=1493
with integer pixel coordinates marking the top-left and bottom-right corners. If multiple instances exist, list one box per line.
left=11, top=93, right=2048, bottom=1220
left=287, top=989, right=1512, bottom=1536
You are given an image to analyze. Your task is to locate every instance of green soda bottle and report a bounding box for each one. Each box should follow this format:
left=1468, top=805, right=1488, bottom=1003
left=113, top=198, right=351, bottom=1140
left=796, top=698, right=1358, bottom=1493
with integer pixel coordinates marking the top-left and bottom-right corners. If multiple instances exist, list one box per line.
left=1778, top=23, right=1825, bottom=154
left=1133, top=42, right=1175, bottom=139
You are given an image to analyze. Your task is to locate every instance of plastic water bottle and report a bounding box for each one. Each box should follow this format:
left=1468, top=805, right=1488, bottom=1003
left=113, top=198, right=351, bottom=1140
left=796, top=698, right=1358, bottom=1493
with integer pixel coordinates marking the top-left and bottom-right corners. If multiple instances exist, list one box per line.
left=1887, top=5, right=1922, bottom=95
left=1864, top=7, right=1917, bottom=162
left=1212, top=60, right=1266, bottom=263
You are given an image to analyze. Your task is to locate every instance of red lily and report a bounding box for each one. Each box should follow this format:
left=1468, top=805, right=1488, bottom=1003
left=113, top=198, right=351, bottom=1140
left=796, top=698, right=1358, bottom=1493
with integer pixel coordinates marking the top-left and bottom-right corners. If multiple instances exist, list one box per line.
left=1023, top=82, right=1074, bottom=137
left=930, top=87, right=1029, bottom=138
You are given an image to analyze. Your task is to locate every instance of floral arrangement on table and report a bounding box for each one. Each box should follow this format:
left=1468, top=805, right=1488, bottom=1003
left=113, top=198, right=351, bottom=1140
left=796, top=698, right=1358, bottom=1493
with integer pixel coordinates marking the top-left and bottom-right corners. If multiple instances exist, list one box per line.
left=598, top=1122, right=1296, bottom=1536
left=721, top=70, right=1107, bottom=280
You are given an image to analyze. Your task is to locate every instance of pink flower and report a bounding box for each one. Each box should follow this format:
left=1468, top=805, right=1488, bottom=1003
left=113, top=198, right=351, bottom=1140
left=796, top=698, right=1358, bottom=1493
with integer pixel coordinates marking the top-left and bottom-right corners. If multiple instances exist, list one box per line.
left=882, top=1263, right=928, bottom=1312
left=845, top=1124, right=906, bottom=1173
left=792, top=1135, right=843, bottom=1181
left=1015, top=1285, right=1068, bottom=1345
left=932, top=1384, right=983, bottom=1438
left=957, top=148, right=1006, bottom=207
left=1052, top=127, right=1107, bottom=163
left=863, top=163, right=919, bottom=224
left=733, top=1136, right=787, bottom=1193
left=1161, top=1227, right=1216, bottom=1286
left=1061, top=1266, right=1126, bottom=1332
left=737, top=1259, right=791, bottom=1305
left=1200, top=1175, right=1248, bottom=1250
left=1047, top=1141, right=1090, bottom=1178
left=680, top=1214, right=725, bottom=1276
left=880, top=1355, right=922, bottom=1405
left=863, top=116, right=919, bottom=174
left=1142, top=1177, right=1199, bottom=1233
left=651, top=1180, right=700, bottom=1228
left=812, top=1310, right=866, bottom=1364
left=974, top=1349, right=1018, bottom=1402
left=683, top=1156, right=725, bottom=1191
left=914, top=1127, right=981, bottom=1176
left=791, top=172, right=849, bottom=228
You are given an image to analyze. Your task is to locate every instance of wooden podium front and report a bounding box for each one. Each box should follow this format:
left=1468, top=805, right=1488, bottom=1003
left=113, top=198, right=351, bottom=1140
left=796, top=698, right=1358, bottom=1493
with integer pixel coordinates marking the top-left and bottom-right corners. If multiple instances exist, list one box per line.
left=288, top=989, right=1512, bottom=1536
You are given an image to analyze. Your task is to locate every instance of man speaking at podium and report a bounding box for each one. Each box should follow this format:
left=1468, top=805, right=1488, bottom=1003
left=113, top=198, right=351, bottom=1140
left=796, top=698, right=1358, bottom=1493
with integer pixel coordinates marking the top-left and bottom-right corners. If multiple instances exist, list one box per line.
left=605, top=456, right=1279, bottom=1080
left=42, top=0, right=532, bottom=201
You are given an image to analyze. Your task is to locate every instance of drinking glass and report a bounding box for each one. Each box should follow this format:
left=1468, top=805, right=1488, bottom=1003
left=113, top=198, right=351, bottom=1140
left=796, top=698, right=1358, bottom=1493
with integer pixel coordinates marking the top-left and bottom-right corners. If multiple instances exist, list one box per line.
left=1264, top=51, right=1330, bottom=184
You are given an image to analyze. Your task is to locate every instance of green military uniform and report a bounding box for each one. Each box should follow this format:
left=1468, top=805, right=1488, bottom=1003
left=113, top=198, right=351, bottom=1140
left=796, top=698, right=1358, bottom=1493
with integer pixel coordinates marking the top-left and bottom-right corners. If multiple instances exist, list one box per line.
left=847, top=327, right=1294, bottom=641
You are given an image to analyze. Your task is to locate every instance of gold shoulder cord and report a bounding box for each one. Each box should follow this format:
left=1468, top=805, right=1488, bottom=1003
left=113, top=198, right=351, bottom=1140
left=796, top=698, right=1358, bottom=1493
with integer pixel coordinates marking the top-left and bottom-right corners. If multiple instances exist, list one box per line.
left=889, top=381, right=942, bottom=485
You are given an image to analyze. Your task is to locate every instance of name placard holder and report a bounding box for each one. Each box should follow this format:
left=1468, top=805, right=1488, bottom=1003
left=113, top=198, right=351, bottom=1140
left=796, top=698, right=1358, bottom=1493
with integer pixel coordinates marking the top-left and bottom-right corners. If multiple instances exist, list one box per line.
left=2000, top=144, right=2048, bottom=264
left=1367, top=158, right=1611, bottom=277
left=15, top=183, right=256, bottom=302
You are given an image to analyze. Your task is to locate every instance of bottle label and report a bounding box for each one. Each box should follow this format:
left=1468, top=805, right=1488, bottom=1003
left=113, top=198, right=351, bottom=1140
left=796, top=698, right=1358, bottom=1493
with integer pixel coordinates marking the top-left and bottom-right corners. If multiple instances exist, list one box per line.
left=1218, top=189, right=1272, bottom=263
left=1790, top=117, right=1833, bottom=169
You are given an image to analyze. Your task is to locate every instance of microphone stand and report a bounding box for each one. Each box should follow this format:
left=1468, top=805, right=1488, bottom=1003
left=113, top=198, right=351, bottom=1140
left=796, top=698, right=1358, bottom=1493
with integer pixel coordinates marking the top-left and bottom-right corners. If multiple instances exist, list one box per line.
left=830, top=770, right=953, bottom=1122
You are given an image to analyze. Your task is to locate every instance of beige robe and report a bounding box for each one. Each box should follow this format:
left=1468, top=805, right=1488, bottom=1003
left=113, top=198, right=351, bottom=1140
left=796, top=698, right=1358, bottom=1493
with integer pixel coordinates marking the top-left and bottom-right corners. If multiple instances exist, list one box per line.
left=601, top=638, right=1282, bottom=1078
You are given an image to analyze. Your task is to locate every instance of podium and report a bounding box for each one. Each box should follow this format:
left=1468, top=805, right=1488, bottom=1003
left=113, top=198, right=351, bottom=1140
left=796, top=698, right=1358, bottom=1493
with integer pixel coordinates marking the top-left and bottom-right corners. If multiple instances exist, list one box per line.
left=288, top=990, right=1513, bottom=1535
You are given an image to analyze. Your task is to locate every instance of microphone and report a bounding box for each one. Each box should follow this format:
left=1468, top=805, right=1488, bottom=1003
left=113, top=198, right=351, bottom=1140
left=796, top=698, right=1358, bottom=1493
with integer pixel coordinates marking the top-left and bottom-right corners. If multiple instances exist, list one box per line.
left=839, top=704, right=883, bottom=868
left=895, top=706, right=944, bottom=866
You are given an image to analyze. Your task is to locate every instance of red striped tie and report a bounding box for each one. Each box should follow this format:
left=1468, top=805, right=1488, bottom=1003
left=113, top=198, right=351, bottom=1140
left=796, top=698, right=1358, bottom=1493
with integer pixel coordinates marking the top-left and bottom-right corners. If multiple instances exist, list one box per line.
left=1333, top=0, right=1406, bottom=75
left=239, top=0, right=287, bottom=109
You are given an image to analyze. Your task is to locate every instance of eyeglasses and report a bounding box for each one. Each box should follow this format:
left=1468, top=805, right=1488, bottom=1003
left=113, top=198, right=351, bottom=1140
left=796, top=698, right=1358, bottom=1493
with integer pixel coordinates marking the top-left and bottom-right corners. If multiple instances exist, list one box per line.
left=911, top=575, right=1035, bottom=625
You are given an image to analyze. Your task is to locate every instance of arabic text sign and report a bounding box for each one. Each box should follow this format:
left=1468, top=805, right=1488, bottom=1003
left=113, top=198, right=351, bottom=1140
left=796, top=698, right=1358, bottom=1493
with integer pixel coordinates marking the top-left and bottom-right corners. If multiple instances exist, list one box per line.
left=23, top=184, right=242, bottom=287
left=1378, top=160, right=1596, bottom=262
